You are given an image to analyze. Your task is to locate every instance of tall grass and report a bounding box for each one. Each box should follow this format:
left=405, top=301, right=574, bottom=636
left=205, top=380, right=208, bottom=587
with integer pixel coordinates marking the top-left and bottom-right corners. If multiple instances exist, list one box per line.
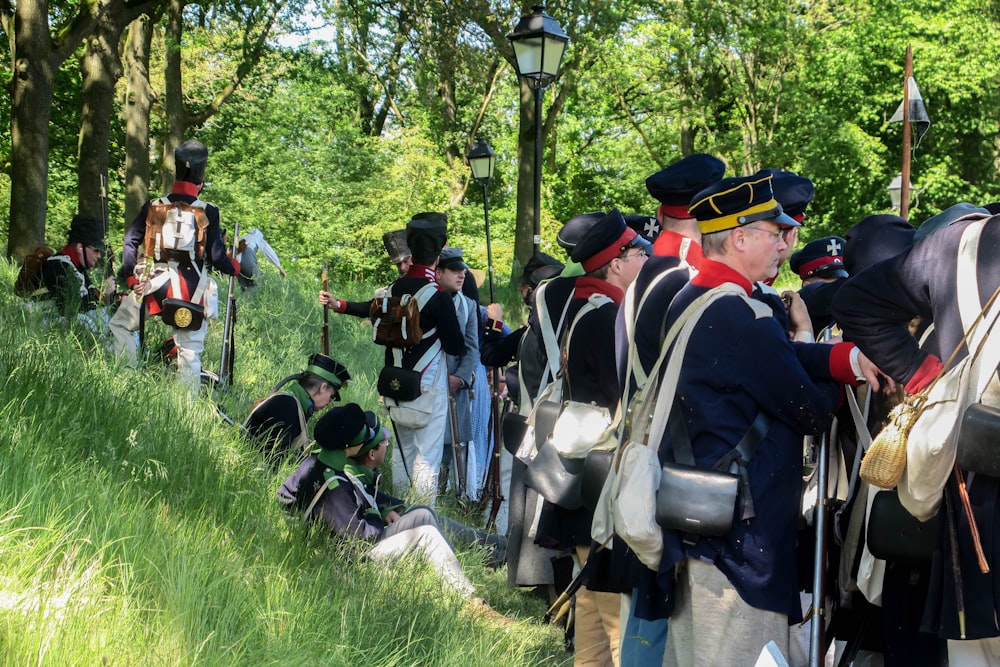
left=0, top=258, right=567, bottom=666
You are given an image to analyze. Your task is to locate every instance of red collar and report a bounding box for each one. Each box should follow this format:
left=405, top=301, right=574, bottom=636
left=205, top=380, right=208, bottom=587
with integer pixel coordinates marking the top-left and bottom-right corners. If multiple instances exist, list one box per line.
left=404, top=265, right=437, bottom=281
left=171, top=181, right=201, bottom=197
left=59, top=244, right=84, bottom=268
left=573, top=276, right=625, bottom=304
left=652, top=230, right=704, bottom=267
left=691, top=257, right=753, bottom=295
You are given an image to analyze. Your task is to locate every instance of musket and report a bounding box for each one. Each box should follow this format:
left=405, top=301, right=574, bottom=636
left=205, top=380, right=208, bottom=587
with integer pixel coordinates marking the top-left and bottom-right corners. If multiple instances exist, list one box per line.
left=484, top=369, right=506, bottom=531
left=808, top=326, right=834, bottom=667
left=447, top=395, right=467, bottom=498
left=218, top=221, right=240, bottom=390
left=321, top=260, right=330, bottom=355
left=98, top=175, right=115, bottom=336
left=900, top=45, right=913, bottom=219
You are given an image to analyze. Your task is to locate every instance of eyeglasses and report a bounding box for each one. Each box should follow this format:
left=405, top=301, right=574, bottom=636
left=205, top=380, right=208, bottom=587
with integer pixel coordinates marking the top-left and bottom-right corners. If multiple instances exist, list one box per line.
left=743, top=224, right=784, bottom=244
left=621, top=249, right=649, bottom=261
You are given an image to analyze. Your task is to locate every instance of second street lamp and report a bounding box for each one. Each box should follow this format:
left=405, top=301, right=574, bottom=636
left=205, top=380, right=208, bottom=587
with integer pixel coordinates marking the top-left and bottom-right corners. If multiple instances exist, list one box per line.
left=466, top=137, right=497, bottom=302
left=507, top=4, right=569, bottom=256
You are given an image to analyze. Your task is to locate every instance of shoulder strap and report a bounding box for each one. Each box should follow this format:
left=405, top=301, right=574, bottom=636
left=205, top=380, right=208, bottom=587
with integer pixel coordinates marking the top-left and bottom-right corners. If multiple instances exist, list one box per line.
left=533, top=282, right=575, bottom=403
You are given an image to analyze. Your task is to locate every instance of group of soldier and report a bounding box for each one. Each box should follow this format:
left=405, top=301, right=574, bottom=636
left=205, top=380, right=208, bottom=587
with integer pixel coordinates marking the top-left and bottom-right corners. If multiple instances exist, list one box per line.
left=23, top=137, right=1000, bottom=665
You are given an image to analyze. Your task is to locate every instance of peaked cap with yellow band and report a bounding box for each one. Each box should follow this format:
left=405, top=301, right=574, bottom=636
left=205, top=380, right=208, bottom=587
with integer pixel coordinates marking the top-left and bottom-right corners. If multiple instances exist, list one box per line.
left=689, top=171, right=800, bottom=235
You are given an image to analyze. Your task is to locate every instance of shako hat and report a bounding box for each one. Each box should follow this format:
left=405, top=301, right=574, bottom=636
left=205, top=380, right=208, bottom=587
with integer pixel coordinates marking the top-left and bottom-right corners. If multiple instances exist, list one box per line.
left=789, top=236, right=848, bottom=280
left=689, top=171, right=800, bottom=235
left=381, top=229, right=412, bottom=265
left=406, top=212, right=448, bottom=263
left=68, top=214, right=105, bottom=251
left=175, top=139, right=208, bottom=184
left=571, top=208, right=651, bottom=273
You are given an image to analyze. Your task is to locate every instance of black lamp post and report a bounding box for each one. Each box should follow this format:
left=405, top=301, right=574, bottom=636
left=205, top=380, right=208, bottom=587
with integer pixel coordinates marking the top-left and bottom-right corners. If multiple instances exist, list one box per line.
left=507, top=4, right=569, bottom=256
left=467, top=137, right=497, bottom=302
left=467, top=136, right=504, bottom=528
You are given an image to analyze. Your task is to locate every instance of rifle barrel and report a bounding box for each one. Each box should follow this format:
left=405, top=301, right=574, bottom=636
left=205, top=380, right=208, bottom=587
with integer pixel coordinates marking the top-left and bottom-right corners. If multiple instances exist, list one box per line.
left=321, top=261, right=330, bottom=355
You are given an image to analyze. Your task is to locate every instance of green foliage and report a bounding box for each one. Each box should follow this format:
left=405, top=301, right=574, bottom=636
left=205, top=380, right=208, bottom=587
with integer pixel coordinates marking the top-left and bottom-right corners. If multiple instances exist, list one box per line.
left=0, top=256, right=566, bottom=665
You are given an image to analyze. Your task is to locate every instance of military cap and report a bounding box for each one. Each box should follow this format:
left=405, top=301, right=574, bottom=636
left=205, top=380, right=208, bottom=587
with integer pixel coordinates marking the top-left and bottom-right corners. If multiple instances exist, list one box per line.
left=438, top=246, right=469, bottom=271
left=645, top=153, right=726, bottom=218
left=557, top=212, right=606, bottom=252
left=521, top=252, right=564, bottom=286
left=689, top=171, right=800, bottom=235
left=305, top=353, right=350, bottom=401
left=984, top=202, right=1000, bottom=215
left=68, top=214, right=105, bottom=251
left=381, top=229, right=411, bottom=265
left=914, top=203, right=989, bottom=242
left=789, top=236, right=848, bottom=280
left=175, top=139, right=208, bottom=184
left=351, top=410, right=390, bottom=458
left=761, top=169, right=814, bottom=221
left=571, top=208, right=651, bottom=273
left=314, top=403, right=373, bottom=454
left=843, top=215, right=914, bottom=276
left=625, top=214, right=662, bottom=244
left=406, top=212, right=448, bottom=263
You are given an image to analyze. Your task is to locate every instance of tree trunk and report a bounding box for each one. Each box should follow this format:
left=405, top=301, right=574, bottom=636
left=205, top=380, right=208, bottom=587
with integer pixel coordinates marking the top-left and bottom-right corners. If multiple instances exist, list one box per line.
left=161, top=0, right=186, bottom=191
left=124, top=15, right=156, bottom=224
left=78, top=11, right=125, bottom=225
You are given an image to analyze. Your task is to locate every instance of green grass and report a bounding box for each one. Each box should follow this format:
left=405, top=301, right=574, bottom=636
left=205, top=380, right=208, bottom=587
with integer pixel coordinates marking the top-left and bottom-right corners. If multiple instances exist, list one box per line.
left=0, top=258, right=568, bottom=666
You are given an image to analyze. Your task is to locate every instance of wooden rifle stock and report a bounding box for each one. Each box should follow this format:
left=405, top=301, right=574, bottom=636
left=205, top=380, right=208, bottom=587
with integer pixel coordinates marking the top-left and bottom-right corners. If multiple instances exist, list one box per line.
left=218, top=222, right=240, bottom=389
left=485, top=367, right=505, bottom=532
left=321, top=260, right=330, bottom=355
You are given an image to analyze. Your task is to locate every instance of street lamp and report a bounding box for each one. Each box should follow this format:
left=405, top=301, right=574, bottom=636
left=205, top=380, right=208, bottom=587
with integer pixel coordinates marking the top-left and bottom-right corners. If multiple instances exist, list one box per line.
left=466, top=136, right=503, bottom=529
left=466, top=137, right=497, bottom=302
left=507, top=4, right=569, bottom=255
left=887, top=172, right=914, bottom=212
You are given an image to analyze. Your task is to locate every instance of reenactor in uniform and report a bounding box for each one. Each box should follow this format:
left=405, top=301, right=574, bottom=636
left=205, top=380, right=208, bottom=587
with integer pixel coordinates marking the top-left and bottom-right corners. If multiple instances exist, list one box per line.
left=319, top=229, right=411, bottom=316
left=37, top=214, right=116, bottom=331
left=109, top=139, right=241, bottom=388
left=833, top=207, right=1000, bottom=667
left=243, top=353, right=350, bottom=467
left=652, top=172, right=887, bottom=667
left=789, top=235, right=849, bottom=336
left=534, top=209, right=650, bottom=667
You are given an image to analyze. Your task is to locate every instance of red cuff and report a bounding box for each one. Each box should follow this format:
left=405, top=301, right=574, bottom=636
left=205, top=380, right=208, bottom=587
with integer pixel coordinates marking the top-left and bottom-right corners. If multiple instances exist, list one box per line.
left=486, top=318, right=504, bottom=333
left=905, top=355, right=943, bottom=394
left=332, top=299, right=346, bottom=314
left=828, top=342, right=856, bottom=384
left=127, top=275, right=138, bottom=289
left=230, top=258, right=241, bottom=275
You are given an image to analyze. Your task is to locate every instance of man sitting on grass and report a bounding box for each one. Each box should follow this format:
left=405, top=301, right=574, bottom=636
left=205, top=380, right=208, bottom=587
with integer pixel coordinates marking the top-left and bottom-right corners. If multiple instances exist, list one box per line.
left=276, top=403, right=507, bottom=617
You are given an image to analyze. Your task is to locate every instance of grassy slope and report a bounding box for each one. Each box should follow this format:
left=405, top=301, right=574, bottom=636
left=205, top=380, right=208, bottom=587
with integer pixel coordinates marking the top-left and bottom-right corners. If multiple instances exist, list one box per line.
left=0, top=259, right=566, bottom=666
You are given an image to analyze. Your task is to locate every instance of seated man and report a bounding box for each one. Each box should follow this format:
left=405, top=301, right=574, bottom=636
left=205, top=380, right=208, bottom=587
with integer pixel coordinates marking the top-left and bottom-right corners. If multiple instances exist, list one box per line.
left=243, top=353, right=350, bottom=466
left=276, top=404, right=506, bottom=607
left=35, top=213, right=117, bottom=332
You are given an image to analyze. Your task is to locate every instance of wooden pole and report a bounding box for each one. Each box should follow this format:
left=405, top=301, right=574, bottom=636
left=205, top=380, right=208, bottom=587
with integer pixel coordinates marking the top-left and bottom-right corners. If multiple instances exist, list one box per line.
left=900, top=45, right=913, bottom=219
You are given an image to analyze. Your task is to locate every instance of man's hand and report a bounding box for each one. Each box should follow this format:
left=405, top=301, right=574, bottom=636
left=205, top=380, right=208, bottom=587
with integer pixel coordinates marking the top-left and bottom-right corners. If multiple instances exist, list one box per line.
left=856, top=351, right=897, bottom=394
left=318, top=290, right=340, bottom=310
left=782, top=290, right=813, bottom=341
left=486, top=303, right=503, bottom=321
left=449, top=375, right=463, bottom=395
left=384, top=510, right=401, bottom=524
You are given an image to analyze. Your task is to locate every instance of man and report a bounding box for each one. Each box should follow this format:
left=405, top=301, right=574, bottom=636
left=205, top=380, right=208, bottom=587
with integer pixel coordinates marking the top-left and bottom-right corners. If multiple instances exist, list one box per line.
left=832, top=208, right=1000, bottom=667
left=788, top=235, right=849, bottom=336
left=37, top=213, right=116, bottom=331
left=534, top=208, right=650, bottom=667
left=436, top=247, right=478, bottom=499
left=319, top=229, right=412, bottom=315
left=614, top=153, right=724, bottom=666
left=654, top=172, right=887, bottom=666
left=379, top=213, right=464, bottom=502
left=109, top=139, right=241, bottom=388
left=243, top=353, right=350, bottom=466
left=276, top=404, right=507, bottom=616
left=623, top=153, right=725, bottom=399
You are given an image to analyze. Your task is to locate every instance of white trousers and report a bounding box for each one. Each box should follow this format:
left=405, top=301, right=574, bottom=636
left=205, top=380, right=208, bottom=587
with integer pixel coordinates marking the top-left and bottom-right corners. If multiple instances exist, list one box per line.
left=109, top=290, right=207, bottom=389
left=391, top=354, right=448, bottom=504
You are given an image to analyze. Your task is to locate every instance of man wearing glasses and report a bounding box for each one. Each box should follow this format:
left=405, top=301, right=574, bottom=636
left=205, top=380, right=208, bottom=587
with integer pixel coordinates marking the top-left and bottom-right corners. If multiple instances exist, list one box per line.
left=651, top=172, right=891, bottom=666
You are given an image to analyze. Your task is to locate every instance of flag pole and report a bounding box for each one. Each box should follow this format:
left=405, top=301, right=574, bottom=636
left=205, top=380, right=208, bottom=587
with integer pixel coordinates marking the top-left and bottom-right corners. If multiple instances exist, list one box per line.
left=900, top=45, right=913, bottom=219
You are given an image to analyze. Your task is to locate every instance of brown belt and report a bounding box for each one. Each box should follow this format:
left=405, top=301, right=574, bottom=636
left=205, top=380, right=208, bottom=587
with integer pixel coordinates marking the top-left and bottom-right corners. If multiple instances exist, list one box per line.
left=159, top=249, right=194, bottom=263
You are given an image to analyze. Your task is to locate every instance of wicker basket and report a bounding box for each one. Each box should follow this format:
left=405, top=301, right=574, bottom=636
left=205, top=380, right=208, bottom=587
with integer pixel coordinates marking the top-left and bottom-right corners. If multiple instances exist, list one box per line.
left=860, top=394, right=924, bottom=489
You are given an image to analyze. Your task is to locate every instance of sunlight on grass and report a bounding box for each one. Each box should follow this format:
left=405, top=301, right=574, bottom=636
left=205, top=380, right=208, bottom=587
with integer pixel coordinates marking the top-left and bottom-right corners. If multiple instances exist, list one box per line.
left=0, top=257, right=570, bottom=666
